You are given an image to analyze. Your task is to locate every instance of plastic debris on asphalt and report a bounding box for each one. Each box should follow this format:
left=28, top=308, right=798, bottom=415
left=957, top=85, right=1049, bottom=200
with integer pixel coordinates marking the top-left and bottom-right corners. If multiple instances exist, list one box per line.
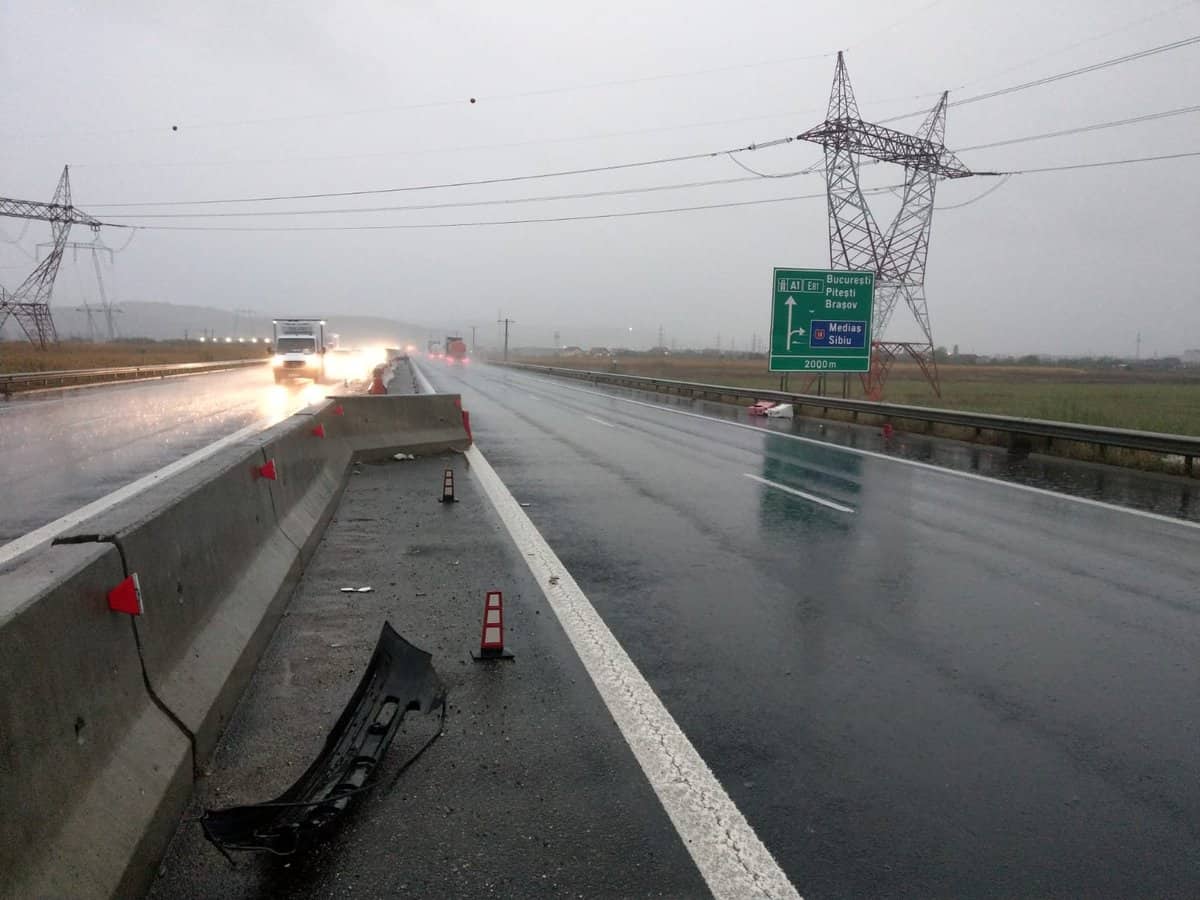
left=392, top=452, right=416, bottom=461
left=340, top=586, right=373, bottom=593
left=199, top=623, right=445, bottom=856
left=765, top=403, right=795, bottom=419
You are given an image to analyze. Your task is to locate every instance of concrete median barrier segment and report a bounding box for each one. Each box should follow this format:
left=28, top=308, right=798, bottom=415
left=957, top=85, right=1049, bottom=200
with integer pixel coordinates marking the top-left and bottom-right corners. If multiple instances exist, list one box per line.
left=0, top=393, right=469, bottom=899
left=326, top=393, right=471, bottom=461
left=0, top=542, right=192, bottom=900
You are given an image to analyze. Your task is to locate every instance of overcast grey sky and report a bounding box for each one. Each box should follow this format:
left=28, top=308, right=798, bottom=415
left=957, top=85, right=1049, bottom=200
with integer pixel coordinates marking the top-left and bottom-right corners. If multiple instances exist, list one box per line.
left=3, top=0, right=1199, bottom=355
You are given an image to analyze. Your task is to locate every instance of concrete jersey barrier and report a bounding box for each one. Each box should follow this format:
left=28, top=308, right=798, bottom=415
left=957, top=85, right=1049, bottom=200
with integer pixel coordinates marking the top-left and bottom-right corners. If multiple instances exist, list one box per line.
left=0, top=542, right=191, bottom=900
left=0, top=393, right=469, bottom=900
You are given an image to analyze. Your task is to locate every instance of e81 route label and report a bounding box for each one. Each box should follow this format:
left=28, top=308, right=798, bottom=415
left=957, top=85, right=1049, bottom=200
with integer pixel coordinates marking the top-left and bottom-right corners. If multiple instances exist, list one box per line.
left=768, top=268, right=875, bottom=373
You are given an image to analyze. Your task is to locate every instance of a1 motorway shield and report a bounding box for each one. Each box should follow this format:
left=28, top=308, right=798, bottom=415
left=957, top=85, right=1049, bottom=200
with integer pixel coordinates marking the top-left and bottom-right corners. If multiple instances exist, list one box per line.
left=769, top=268, right=875, bottom=373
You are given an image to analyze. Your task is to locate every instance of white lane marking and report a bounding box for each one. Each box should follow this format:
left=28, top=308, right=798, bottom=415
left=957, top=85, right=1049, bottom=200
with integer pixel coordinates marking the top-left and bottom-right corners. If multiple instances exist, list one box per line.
left=743, top=473, right=855, bottom=514
left=507, top=371, right=1200, bottom=533
left=411, top=360, right=436, bottom=394
left=585, top=414, right=616, bottom=428
left=466, top=443, right=800, bottom=900
left=0, top=418, right=272, bottom=568
left=413, top=358, right=799, bottom=898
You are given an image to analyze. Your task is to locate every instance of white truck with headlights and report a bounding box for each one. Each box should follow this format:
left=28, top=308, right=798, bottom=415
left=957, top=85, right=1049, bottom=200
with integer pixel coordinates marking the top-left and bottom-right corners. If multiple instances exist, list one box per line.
left=271, top=318, right=327, bottom=383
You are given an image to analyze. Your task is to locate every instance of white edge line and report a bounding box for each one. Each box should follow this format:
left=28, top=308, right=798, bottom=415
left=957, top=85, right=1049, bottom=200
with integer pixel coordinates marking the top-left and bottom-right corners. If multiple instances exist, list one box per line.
left=0, top=417, right=272, bottom=568
left=414, top=359, right=800, bottom=899
left=744, top=473, right=855, bottom=513
left=507, top=369, right=1200, bottom=533
left=585, top=414, right=616, bottom=428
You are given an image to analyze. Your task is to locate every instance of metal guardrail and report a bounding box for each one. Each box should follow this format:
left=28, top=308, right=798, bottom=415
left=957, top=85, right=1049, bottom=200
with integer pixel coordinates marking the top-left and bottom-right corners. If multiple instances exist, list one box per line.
left=498, top=362, right=1200, bottom=473
left=0, top=358, right=267, bottom=396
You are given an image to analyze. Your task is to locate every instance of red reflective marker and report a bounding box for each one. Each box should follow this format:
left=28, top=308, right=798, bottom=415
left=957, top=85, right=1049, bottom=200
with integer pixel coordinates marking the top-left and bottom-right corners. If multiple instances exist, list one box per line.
left=108, top=574, right=144, bottom=615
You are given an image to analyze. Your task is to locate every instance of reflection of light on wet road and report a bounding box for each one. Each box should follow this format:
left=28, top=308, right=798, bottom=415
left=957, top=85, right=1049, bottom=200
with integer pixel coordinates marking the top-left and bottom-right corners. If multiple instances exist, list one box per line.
left=0, top=366, right=335, bottom=545
left=260, top=380, right=331, bottom=424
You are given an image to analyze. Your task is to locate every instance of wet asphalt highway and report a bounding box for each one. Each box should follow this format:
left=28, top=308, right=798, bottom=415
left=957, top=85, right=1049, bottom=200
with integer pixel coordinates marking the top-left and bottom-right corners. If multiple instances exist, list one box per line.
left=0, top=367, right=329, bottom=545
left=427, top=361, right=1200, bottom=899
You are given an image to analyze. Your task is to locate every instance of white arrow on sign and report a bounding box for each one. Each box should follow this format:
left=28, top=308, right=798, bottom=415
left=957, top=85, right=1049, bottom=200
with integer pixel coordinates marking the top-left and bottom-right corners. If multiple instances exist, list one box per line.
left=784, top=296, right=805, bottom=350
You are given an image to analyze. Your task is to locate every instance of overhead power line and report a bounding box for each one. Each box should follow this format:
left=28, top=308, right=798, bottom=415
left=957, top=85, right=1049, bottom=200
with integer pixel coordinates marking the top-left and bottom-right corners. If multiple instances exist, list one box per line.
left=957, top=104, right=1200, bottom=152
left=100, top=146, right=1200, bottom=234
left=94, top=104, right=1199, bottom=220
left=26, top=53, right=836, bottom=141
left=72, top=109, right=824, bottom=171
left=1007, top=148, right=1200, bottom=173
left=104, top=189, right=850, bottom=232
left=93, top=172, right=812, bottom=219
left=947, top=0, right=1199, bottom=93
left=84, top=137, right=799, bottom=208
left=879, top=33, right=1200, bottom=124
left=84, top=33, right=1200, bottom=212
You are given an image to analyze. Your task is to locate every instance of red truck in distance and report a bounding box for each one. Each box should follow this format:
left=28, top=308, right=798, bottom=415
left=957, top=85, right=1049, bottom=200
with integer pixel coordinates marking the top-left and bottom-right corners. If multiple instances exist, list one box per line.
left=445, top=336, right=469, bottom=366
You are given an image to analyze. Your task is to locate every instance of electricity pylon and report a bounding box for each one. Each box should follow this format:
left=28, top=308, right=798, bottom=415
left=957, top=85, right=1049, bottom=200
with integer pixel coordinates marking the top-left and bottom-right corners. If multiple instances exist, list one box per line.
left=0, top=166, right=102, bottom=347
left=798, top=52, right=973, bottom=397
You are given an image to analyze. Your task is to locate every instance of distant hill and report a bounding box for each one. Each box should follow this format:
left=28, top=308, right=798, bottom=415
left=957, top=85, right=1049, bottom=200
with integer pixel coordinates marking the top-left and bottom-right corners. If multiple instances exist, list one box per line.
left=3, top=301, right=432, bottom=347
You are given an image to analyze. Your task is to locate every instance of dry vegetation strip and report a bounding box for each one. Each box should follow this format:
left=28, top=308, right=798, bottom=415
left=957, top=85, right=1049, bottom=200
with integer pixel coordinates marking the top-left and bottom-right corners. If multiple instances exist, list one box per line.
left=519, top=356, right=1200, bottom=437
left=0, top=341, right=268, bottom=374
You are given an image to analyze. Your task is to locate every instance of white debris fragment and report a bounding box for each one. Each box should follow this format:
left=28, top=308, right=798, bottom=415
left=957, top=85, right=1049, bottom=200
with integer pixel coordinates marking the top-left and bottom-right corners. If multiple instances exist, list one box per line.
left=339, top=586, right=373, bottom=593
left=765, top=403, right=794, bottom=419
left=392, top=452, right=416, bottom=461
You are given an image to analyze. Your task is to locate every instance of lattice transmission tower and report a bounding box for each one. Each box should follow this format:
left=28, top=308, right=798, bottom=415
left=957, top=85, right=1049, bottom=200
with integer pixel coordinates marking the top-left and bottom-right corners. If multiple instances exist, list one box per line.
left=37, top=237, right=123, bottom=341
left=0, top=166, right=102, bottom=347
left=797, top=52, right=974, bottom=398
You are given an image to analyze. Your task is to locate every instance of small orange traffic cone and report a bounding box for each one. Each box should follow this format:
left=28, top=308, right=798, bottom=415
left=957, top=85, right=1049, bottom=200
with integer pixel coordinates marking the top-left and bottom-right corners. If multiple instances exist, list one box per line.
left=472, top=591, right=514, bottom=661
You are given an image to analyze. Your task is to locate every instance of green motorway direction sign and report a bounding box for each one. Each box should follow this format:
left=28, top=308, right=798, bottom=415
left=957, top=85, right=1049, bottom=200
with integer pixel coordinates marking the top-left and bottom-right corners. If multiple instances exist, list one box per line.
left=769, top=268, right=875, bottom=373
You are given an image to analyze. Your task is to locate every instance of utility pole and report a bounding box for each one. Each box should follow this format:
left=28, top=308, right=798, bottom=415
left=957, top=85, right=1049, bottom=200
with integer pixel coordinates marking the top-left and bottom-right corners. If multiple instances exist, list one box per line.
left=657, top=324, right=665, bottom=347
left=232, top=308, right=256, bottom=339
left=498, top=317, right=515, bottom=361
left=1136, top=331, right=1142, bottom=361
left=470, top=325, right=478, bottom=351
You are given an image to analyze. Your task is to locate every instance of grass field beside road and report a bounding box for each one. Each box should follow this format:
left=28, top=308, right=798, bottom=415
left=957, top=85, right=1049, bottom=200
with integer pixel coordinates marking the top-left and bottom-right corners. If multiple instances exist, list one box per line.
left=516, top=356, right=1200, bottom=436
left=0, top=340, right=268, bottom=374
